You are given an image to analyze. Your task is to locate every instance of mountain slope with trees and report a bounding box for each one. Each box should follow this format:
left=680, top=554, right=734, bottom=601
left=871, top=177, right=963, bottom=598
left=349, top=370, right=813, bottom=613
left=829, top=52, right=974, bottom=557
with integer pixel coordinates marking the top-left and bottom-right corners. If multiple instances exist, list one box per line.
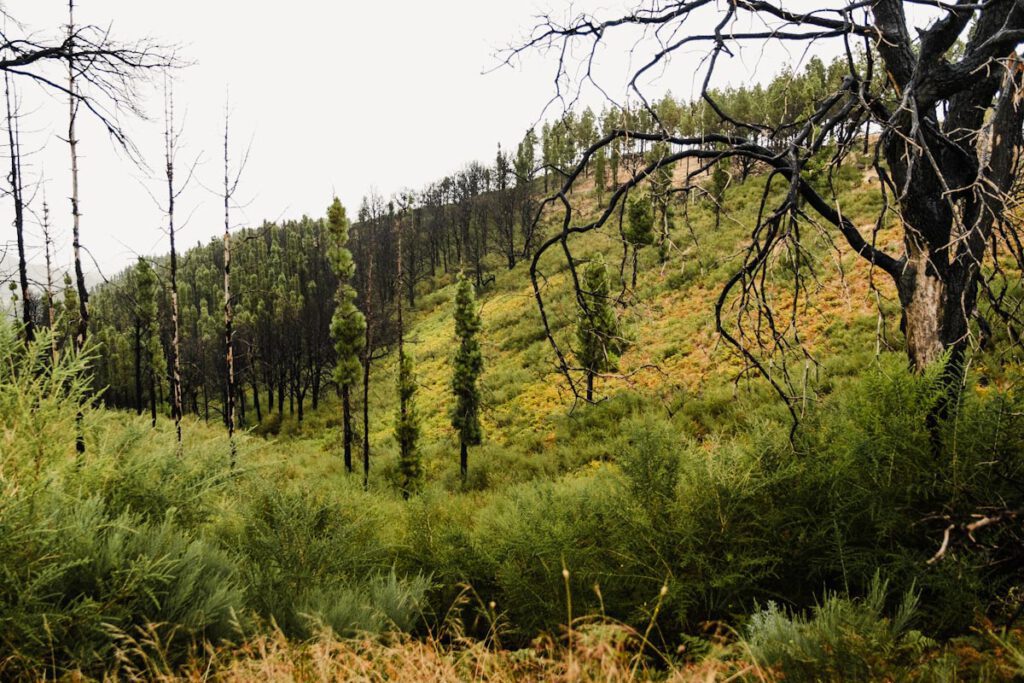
left=4, top=1, right=1024, bottom=678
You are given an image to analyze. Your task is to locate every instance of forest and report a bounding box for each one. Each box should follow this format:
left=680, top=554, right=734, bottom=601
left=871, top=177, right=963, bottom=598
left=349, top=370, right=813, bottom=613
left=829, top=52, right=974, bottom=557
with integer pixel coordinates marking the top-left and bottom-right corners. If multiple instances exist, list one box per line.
left=3, top=1, right=1024, bottom=680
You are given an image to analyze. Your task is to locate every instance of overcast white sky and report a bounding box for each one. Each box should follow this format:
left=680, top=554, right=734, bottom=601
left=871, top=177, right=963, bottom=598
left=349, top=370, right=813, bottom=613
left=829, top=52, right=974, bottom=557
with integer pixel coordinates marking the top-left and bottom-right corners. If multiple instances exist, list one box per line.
left=0, top=0, right=864, bottom=281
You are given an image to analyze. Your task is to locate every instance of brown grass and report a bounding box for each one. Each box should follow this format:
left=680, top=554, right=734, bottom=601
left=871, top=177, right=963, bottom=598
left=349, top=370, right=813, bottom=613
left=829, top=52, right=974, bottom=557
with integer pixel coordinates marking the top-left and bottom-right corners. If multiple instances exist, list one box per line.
left=91, top=622, right=761, bottom=683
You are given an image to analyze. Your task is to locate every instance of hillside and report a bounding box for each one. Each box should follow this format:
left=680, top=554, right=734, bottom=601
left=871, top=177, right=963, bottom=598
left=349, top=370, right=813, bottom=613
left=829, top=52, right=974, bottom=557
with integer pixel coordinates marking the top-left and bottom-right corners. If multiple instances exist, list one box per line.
left=7, top=160, right=1024, bottom=679
left=262, top=155, right=899, bottom=487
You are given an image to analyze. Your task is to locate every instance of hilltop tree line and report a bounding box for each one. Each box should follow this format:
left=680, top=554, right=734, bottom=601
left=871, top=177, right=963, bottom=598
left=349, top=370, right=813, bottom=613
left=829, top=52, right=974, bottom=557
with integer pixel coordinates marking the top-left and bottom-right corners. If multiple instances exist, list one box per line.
left=71, top=54, right=849, bottom=412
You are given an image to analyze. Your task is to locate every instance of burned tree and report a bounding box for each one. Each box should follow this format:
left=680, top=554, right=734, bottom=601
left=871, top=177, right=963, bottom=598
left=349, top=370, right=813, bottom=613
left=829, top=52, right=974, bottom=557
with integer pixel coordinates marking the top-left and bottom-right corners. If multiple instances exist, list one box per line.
left=163, top=82, right=189, bottom=448
left=514, top=0, right=1024, bottom=410
left=0, top=1, right=175, bottom=452
left=221, top=102, right=249, bottom=468
left=4, top=73, right=31, bottom=342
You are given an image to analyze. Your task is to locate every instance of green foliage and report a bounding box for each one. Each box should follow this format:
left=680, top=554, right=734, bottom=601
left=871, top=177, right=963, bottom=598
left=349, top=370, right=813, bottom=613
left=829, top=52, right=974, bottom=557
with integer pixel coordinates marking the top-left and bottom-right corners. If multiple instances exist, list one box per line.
left=617, top=418, right=679, bottom=512
left=0, top=490, right=243, bottom=676
left=230, top=483, right=423, bottom=638
left=576, top=255, right=624, bottom=397
left=395, top=351, right=421, bottom=497
left=300, top=569, right=431, bottom=637
left=451, top=274, right=483, bottom=450
left=0, top=320, right=92, bottom=474
left=514, top=128, right=537, bottom=186
left=709, top=162, right=730, bottom=204
left=625, top=193, right=655, bottom=246
left=746, top=575, right=935, bottom=682
left=327, top=197, right=366, bottom=388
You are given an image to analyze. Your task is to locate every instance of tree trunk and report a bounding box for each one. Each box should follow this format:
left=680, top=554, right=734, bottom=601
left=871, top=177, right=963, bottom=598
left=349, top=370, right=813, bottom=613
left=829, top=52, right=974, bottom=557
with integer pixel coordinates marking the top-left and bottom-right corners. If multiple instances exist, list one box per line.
left=223, top=109, right=237, bottom=468
left=42, top=202, right=58, bottom=365
left=362, top=250, right=375, bottom=491
left=149, top=368, right=157, bottom=428
left=165, top=84, right=184, bottom=449
left=68, top=0, right=88, bottom=456
left=252, top=378, right=262, bottom=424
left=460, top=440, right=468, bottom=486
left=134, top=320, right=144, bottom=415
left=342, top=382, right=353, bottom=474
left=898, top=251, right=973, bottom=372
left=5, top=73, right=32, bottom=343
left=362, top=351, right=372, bottom=491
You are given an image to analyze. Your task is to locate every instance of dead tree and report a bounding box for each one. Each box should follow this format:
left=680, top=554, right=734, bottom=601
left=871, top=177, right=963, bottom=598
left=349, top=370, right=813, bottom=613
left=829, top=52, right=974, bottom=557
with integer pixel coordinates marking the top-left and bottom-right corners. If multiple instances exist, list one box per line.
left=4, top=72, right=31, bottom=342
left=42, top=198, right=57, bottom=365
left=0, top=0, right=174, bottom=384
left=221, top=100, right=249, bottom=468
left=67, top=0, right=88, bottom=455
left=163, top=81, right=189, bottom=450
left=512, top=0, right=1024, bottom=419
left=361, top=242, right=374, bottom=491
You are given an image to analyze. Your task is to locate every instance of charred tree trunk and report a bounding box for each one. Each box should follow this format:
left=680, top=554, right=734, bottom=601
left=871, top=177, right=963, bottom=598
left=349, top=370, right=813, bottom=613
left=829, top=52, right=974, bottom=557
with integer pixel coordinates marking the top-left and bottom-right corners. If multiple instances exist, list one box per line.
left=224, top=198, right=237, bottom=465
left=252, top=377, right=262, bottom=424
left=149, top=366, right=157, bottom=428
left=362, top=249, right=374, bottom=491
left=342, top=383, right=353, bottom=473
left=42, top=202, right=58, bottom=365
left=165, top=85, right=185, bottom=448
left=134, top=320, right=144, bottom=415
left=460, top=440, right=468, bottom=484
left=222, top=103, right=241, bottom=467
left=5, top=74, right=32, bottom=342
left=68, top=0, right=88, bottom=456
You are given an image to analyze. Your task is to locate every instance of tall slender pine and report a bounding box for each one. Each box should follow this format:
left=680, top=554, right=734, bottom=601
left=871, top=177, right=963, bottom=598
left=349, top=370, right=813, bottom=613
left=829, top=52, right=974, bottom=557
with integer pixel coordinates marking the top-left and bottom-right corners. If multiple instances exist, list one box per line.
left=451, top=273, right=482, bottom=485
left=395, top=204, right=421, bottom=497
left=326, top=197, right=365, bottom=474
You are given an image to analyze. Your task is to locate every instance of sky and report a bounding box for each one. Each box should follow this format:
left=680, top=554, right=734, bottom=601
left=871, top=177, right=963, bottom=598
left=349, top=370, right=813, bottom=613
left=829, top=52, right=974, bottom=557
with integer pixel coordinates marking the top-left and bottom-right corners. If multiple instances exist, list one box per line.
left=0, top=0, right=879, bottom=282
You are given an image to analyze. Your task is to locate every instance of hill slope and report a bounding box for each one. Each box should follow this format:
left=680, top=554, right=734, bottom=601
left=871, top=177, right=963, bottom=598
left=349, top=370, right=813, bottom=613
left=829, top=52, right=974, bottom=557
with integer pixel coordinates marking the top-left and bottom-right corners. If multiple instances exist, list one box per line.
left=4, top=161, right=1024, bottom=680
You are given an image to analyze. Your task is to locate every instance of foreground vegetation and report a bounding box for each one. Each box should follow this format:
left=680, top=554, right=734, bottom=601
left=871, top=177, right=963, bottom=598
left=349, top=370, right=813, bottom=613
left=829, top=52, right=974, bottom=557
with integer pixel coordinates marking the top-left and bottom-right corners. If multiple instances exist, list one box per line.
left=4, top=146, right=1024, bottom=679
left=4, top=301, right=1024, bottom=679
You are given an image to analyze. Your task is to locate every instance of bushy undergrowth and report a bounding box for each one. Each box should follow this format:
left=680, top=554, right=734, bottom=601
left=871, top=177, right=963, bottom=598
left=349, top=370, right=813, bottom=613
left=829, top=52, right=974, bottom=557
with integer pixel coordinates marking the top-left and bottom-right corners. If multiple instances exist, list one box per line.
left=745, top=575, right=934, bottom=681
left=2, top=318, right=1024, bottom=679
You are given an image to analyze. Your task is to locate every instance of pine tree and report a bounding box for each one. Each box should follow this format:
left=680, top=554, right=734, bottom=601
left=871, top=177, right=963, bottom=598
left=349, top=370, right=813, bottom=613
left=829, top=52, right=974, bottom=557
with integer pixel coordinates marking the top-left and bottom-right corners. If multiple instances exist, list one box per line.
left=451, top=273, right=483, bottom=485
left=395, top=351, right=421, bottom=498
left=515, top=128, right=539, bottom=258
left=625, top=193, right=655, bottom=289
left=60, top=273, right=79, bottom=352
left=576, top=256, right=623, bottom=402
left=395, top=201, right=420, bottom=498
left=326, top=197, right=365, bottom=474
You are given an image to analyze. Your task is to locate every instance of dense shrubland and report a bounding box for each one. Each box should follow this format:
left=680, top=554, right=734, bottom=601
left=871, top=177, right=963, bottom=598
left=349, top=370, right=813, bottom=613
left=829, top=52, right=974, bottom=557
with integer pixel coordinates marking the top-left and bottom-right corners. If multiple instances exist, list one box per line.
left=3, top=309, right=1024, bottom=678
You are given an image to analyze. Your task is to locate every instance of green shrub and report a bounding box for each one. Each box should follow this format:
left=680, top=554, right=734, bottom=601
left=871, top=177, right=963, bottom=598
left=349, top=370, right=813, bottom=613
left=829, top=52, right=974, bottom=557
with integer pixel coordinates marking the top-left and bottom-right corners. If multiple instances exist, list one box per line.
left=299, top=569, right=431, bottom=637
left=745, top=575, right=935, bottom=682
left=0, top=490, right=243, bottom=677
left=228, top=483, right=419, bottom=638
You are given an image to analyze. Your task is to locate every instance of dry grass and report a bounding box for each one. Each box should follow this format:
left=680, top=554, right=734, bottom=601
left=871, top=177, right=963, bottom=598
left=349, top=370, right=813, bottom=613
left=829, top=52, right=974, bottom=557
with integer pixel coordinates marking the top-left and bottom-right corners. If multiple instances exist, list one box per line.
left=93, top=622, right=759, bottom=683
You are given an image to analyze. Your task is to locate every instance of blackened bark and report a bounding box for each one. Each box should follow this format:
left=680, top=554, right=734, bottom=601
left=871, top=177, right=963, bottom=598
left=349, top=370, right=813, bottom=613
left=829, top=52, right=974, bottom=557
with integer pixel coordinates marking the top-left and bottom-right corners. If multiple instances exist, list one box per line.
left=460, top=440, right=468, bottom=485
left=134, top=321, right=143, bottom=415
left=342, top=383, right=353, bottom=473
